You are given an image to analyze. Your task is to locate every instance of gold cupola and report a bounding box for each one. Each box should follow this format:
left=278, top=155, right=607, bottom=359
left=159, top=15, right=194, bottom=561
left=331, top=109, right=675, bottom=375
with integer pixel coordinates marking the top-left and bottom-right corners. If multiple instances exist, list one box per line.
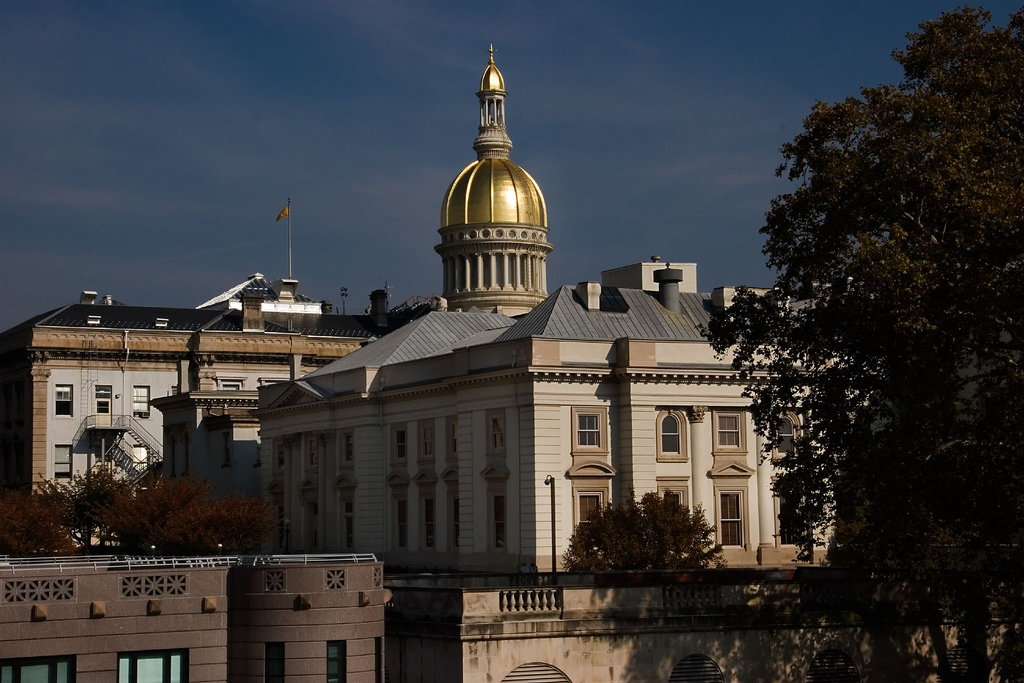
left=435, top=46, right=553, bottom=316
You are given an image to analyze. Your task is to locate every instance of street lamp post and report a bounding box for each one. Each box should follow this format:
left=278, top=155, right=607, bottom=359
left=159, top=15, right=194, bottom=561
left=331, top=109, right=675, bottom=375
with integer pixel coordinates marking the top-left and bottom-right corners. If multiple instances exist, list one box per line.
left=544, top=475, right=556, bottom=575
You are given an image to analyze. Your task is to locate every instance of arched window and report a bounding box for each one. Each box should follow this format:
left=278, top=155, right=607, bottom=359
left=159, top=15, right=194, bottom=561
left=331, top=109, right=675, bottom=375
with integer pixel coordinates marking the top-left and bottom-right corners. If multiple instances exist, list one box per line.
left=657, top=411, right=686, bottom=462
left=669, top=654, right=723, bottom=683
left=805, top=649, right=859, bottom=682
left=777, top=415, right=796, bottom=455
left=501, top=662, right=572, bottom=682
left=937, top=645, right=988, bottom=682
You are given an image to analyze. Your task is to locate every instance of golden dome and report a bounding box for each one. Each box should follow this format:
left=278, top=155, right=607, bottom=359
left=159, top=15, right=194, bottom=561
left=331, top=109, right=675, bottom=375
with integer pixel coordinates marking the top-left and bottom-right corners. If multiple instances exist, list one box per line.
left=441, top=158, right=547, bottom=228
left=479, top=47, right=505, bottom=92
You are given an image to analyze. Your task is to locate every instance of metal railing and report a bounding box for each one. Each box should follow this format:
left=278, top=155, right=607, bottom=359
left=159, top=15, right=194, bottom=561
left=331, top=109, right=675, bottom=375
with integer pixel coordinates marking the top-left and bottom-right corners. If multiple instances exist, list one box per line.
left=1, top=553, right=378, bottom=575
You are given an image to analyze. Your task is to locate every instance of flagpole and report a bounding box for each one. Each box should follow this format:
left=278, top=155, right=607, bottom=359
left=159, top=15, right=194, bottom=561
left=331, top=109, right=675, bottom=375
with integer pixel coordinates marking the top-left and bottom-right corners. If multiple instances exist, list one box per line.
left=287, top=198, right=292, bottom=279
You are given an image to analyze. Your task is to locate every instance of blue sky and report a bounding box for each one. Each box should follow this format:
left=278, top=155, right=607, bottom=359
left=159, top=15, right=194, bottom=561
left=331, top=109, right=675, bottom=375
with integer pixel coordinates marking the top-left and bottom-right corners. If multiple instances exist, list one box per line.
left=1, top=1, right=1019, bottom=329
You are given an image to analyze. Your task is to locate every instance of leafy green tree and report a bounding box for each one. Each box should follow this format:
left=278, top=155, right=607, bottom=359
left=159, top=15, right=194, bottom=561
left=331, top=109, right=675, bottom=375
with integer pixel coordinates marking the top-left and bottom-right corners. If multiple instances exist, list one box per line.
left=562, top=491, right=723, bottom=571
left=706, top=6, right=1023, bottom=672
left=0, top=488, right=76, bottom=556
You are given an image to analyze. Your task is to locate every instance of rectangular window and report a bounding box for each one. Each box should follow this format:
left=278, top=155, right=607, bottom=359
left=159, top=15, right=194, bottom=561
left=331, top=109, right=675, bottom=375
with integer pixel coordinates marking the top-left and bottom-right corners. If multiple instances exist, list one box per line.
left=132, top=386, right=150, bottom=418
left=54, top=445, right=71, bottom=479
left=327, top=641, right=346, bottom=683
left=394, top=428, right=406, bottom=461
left=489, top=412, right=505, bottom=451
left=55, top=385, right=73, bottom=417
left=719, top=492, right=743, bottom=547
left=577, top=413, right=600, bottom=446
left=1, top=655, right=75, bottom=683
left=715, top=412, right=743, bottom=449
left=95, top=385, right=112, bottom=415
left=778, top=496, right=799, bottom=546
left=344, top=500, right=354, bottom=549
left=343, top=432, right=354, bottom=463
left=419, top=422, right=434, bottom=460
left=493, top=494, right=506, bottom=549
left=309, top=438, right=318, bottom=466
left=396, top=499, right=407, bottom=548
left=265, top=643, right=284, bottom=683
left=451, top=496, right=460, bottom=548
left=423, top=498, right=435, bottom=548
left=275, top=445, right=285, bottom=470
left=446, top=418, right=458, bottom=459
left=578, top=492, right=602, bottom=522
left=571, top=406, right=609, bottom=454
left=117, top=650, right=187, bottom=683
left=220, top=379, right=242, bottom=391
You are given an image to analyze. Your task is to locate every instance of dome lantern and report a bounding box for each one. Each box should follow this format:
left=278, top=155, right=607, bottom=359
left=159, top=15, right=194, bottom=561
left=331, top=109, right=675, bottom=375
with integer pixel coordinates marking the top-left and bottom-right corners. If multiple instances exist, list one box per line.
left=435, top=47, right=554, bottom=317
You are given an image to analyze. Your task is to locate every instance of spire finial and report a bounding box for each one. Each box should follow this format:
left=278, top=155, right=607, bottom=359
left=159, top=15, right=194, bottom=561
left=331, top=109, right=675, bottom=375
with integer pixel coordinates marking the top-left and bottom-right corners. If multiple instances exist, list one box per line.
left=489, top=44, right=495, bottom=63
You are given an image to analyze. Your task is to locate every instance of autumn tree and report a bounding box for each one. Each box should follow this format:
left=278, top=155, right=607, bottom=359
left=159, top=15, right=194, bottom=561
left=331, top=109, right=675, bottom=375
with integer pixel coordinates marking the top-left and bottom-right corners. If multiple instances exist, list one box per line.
left=562, top=492, right=723, bottom=571
left=0, top=488, right=76, bottom=557
left=706, top=6, right=1023, bottom=671
left=37, top=468, right=133, bottom=552
left=98, top=476, right=276, bottom=555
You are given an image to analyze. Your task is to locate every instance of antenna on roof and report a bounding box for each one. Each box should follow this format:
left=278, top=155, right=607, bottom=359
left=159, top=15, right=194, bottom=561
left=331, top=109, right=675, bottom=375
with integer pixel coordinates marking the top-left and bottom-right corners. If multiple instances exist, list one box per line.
left=340, top=287, right=348, bottom=315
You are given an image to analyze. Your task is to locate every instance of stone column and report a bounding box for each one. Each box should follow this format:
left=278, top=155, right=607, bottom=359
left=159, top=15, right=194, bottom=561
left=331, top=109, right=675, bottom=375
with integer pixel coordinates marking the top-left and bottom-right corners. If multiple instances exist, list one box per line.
left=539, top=258, right=546, bottom=294
left=488, top=253, right=496, bottom=289
left=514, top=253, right=522, bottom=290
left=30, top=362, right=51, bottom=484
left=475, top=254, right=484, bottom=290
left=463, top=256, right=471, bottom=292
left=757, top=432, right=775, bottom=553
left=524, top=256, right=532, bottom=293
left=688, top=406, right=713, bottom=523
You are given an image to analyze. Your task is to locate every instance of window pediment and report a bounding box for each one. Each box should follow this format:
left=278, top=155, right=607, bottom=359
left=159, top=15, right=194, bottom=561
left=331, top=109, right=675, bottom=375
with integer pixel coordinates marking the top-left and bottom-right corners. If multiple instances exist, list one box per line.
left=441, top=466, right=459, bottom=483
left=479, top=462, right=510, bottom=482
left=387, top=471, right=410, bottom=488
left=709, top=460, right=755, bottom=478
left=566, top=461, right=616, bottom=479
left=413, top=468, right=438, bottom=486
left=298, top=477, right=318, bottom=501
left=334, top=473, right=357, bottom=491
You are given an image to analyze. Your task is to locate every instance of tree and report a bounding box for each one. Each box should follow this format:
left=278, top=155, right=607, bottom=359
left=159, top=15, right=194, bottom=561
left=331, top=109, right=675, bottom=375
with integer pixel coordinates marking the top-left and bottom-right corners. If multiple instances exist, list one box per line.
left=706, top=5, right=1023, bottom=671
left=0, top=489, right=76, bottom=556
left=562, top=492, right=724, bottom=571
left=37, top=468, right=133, bottom=552
left=97, top=476, right=276, bottom=555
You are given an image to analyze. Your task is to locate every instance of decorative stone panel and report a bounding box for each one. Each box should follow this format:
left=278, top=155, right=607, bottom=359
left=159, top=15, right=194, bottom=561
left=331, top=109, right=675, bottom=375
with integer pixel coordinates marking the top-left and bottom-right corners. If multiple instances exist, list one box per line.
left=662, top=584, right=719, bottom=610
left=120, top=573, right=188, bottom=598
left=264, top=570, right=286, bottom=592
left=325, top=569, right=346, bottom=590
left=2, top=578, right=75, bottom=603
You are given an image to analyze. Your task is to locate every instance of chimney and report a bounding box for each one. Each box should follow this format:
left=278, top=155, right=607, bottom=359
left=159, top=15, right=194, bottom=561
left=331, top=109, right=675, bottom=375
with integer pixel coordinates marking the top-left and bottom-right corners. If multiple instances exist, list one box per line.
left=241, top=293, right=264, bottom=331
left=654, top=268, right=683, bottom=313
left=80, top=291, right=97, bottom=305
left=369, top=289, right=389, bottom=327
left=321, top=300, right=333, bottom=315
left=271, top=278, right=299, bottom=302
left=575, top=281, right=601, bottom=311
left=711, top=286, right=738, bottom=310
left=101, top=294, right=113, bottom=305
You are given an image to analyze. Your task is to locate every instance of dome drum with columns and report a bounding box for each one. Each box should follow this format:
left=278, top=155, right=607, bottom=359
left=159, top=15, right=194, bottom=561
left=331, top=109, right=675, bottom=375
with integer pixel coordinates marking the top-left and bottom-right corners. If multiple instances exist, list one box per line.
left=435, top=47, right=552, bottom=316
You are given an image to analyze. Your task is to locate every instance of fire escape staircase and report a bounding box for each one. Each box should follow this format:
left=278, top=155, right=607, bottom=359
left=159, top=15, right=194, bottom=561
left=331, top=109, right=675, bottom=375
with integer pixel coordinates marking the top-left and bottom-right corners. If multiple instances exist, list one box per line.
left=73, top=415, right=164, bottom=483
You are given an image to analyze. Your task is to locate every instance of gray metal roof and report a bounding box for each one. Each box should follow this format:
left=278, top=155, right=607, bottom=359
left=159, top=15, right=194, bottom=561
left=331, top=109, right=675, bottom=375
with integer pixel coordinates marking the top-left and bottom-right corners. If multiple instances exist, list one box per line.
left=306, top=311, right=515, bottom=375
left=495, top=286, right=709, bottom=343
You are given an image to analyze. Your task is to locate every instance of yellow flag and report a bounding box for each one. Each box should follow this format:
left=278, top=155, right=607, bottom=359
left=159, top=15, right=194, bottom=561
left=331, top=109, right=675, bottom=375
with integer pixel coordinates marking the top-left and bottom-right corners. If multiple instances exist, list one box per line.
left=276, top=204, right=290, bottom=221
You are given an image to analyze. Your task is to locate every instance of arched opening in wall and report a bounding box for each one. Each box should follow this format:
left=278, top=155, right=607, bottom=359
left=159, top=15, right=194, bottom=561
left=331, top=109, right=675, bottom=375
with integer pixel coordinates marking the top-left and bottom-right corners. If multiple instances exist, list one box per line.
left=668, top=654, right=723, bottom=683
left=500, top=662, right=572, bottom=682
left=805, top=649, right=859, bottom=682
left=937, top=645, right=988, bottom=683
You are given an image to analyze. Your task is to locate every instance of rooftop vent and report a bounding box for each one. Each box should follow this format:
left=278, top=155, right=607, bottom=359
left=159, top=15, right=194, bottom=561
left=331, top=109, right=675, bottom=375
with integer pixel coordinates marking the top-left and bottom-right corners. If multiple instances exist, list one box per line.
left=86, top=315, right=101, bottom=326
left=80, top=291, right=97, bottom=305
left=155, top=318, right=169, bottom=329
left=575, top=281, right=601, bottom=311
left=101, top=294, right=113, bottom=305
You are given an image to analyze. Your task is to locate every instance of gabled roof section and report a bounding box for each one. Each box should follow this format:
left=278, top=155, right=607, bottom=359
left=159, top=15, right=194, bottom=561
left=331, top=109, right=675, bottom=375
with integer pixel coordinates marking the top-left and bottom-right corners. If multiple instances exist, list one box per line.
left=266, top=380, right=330, bottom=409
left=306, top=311, right=515, bottom=376
left=197, top=273, right=317, bottom=309
left=495, top=286, right=706, bottom=343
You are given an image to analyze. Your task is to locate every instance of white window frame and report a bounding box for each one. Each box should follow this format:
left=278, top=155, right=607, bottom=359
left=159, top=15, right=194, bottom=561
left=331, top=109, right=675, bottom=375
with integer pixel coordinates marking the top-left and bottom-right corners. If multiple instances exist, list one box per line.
left=657, top=478, right=689, bottom=508
left=712, top=410, right=747, bottom=453
left=570, top=406, right=609, bottom=456
left=656, top=410, right=687, bottom=462
left=419, top=420, right=434, bottom=462
left=54, top=384, right=74, bottom=417
left=576, top=490, right=604, bottom=524
left=393, top=426, right=407, bottom=462
left=717, top=490, right=746, bottom=548
left=54, top=444, right=72, bottom=479
left=131, top=385, right=151, bottom=419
